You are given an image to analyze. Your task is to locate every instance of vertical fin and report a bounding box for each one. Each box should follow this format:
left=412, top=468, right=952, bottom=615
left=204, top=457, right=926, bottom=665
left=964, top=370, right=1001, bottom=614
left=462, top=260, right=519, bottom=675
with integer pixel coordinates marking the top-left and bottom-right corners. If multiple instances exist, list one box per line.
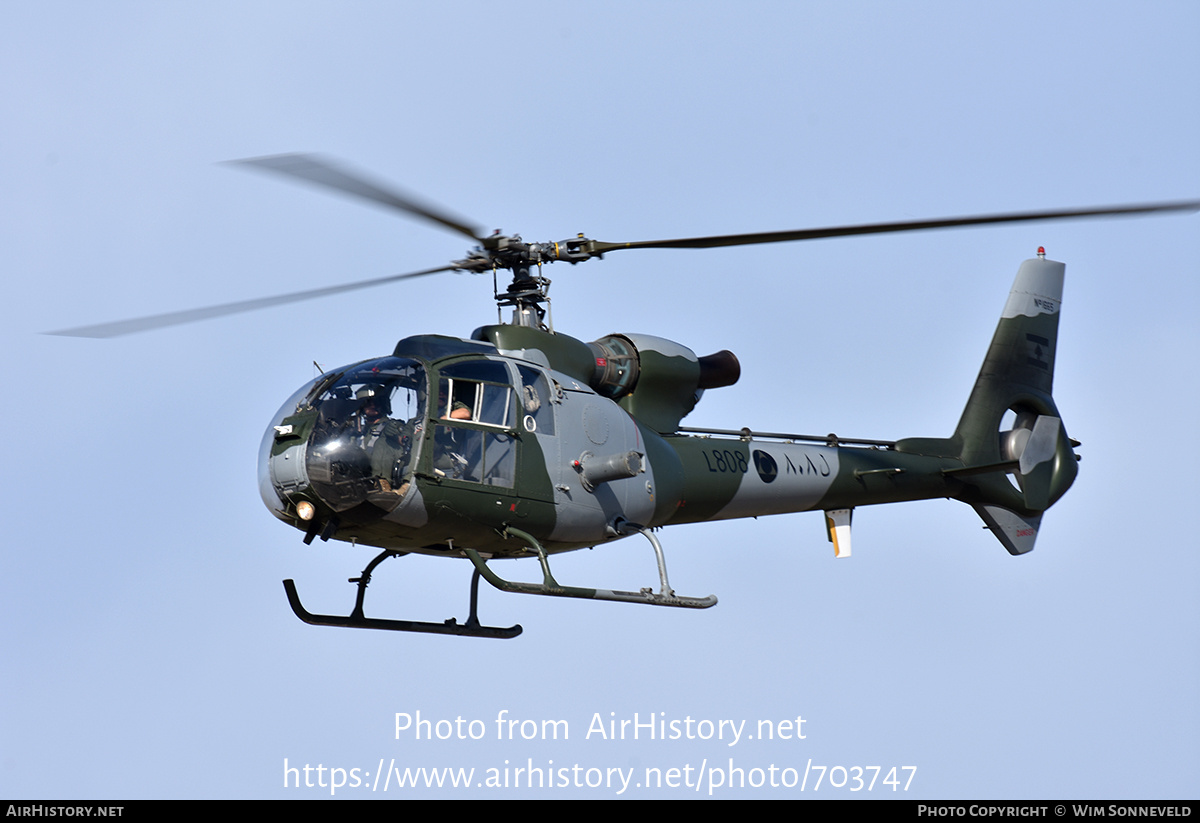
left=956, top=256, right=1065, bottom=464
left=954, top=256, right=1078, bottom=553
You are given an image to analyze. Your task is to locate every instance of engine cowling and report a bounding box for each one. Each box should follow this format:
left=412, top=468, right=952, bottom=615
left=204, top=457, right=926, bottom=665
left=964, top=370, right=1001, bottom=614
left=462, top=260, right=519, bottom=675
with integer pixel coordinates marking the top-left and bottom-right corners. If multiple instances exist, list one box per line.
left=589, top=333, right=740, bottom=433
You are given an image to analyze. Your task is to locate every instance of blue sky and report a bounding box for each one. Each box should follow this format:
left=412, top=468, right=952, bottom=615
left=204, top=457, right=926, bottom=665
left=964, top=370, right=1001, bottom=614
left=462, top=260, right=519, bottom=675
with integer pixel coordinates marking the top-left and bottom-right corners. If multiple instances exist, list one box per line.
left=2, top=1, right=1197, bottom=799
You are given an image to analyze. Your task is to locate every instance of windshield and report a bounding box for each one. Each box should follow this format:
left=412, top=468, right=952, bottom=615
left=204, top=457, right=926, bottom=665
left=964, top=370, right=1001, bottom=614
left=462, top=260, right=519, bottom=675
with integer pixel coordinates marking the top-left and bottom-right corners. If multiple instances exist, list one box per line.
left=304, top=357, right=427, bottom=509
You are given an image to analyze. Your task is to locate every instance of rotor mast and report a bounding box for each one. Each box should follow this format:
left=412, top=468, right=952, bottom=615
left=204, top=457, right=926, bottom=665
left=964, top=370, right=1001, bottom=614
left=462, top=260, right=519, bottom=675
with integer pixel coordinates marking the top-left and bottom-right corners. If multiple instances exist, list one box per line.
left=453, top=231, right=597, bottom=330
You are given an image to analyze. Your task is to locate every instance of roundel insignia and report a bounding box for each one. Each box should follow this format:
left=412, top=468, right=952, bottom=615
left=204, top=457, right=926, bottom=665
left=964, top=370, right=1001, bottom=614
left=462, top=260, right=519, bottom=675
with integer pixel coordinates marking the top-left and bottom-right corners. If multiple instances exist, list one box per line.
left=752, top=449, right=777, bottom=483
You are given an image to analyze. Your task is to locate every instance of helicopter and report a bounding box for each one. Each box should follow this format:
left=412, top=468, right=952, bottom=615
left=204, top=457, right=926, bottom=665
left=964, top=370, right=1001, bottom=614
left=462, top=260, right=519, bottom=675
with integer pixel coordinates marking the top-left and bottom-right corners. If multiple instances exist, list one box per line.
left=51, top=154, right=1200, bottom=639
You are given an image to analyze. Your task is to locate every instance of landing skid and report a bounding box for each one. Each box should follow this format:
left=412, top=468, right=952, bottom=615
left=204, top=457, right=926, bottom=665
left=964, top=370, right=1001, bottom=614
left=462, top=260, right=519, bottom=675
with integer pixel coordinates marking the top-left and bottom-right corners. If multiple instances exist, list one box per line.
left=465, top=525, right=718, bottom=609
left=283, top=527, right=713, bottom=638
left=282, top=550, right=522, bottom=639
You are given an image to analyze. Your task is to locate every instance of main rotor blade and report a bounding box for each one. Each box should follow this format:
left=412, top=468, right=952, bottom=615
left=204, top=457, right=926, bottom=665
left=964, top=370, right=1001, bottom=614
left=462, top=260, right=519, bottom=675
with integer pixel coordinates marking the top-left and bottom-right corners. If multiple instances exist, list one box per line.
left=229, top=154, right=486, bottom=243
left=588, top=200, right=1200, bottom=254
left=46, top=265, right=456, bottom=338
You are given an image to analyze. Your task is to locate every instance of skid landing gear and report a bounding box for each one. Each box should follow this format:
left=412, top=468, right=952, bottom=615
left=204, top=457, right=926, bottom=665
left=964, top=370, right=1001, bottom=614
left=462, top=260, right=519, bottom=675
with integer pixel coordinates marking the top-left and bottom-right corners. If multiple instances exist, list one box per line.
left=465, top=525, right=718, bottom=609
left=283, top=549, right=523, bottom=639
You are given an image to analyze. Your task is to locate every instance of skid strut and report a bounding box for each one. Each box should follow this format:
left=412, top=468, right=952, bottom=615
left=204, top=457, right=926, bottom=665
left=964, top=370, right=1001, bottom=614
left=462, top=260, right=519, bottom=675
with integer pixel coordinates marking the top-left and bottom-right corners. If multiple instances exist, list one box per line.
left=283, top=549, right=522, bottom=639
left=465, top=525, right=717, bottom=609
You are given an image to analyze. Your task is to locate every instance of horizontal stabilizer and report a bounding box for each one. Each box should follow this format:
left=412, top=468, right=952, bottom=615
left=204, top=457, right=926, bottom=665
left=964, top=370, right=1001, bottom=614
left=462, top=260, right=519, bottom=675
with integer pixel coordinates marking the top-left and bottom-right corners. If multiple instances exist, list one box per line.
left=972, top=504, right=1042, bottom=555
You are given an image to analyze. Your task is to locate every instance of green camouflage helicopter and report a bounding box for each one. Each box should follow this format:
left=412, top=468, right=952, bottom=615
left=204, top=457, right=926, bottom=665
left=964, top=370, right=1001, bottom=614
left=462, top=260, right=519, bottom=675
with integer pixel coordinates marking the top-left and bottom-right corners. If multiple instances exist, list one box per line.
left=52, top=155, right=1200, bottom=639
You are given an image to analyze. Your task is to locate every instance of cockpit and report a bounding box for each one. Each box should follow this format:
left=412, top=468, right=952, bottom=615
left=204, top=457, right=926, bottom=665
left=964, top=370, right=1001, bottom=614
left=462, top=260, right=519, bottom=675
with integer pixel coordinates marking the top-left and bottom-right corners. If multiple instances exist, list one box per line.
left=299, top=357, right=427, bottom=510
left=258, top=356, right=427, bottom=522
left=260, top=342, right=551, bottom=531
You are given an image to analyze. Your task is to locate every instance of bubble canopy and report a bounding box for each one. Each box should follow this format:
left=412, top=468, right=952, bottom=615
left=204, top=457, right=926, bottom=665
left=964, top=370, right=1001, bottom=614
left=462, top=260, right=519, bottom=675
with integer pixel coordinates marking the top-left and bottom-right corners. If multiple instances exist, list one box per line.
left=260, top=357, right=427, bottom=519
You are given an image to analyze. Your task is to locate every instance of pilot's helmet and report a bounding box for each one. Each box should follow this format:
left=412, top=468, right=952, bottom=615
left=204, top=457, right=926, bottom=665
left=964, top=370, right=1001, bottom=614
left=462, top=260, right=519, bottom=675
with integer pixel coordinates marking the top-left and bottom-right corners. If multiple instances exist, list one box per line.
left=355, top=384, right=392, bottom=415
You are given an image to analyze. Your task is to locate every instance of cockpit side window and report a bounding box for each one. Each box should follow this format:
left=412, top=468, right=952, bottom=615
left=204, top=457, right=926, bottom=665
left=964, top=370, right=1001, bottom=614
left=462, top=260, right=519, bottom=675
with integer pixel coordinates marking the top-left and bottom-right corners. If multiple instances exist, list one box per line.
left=431, top=359, right=516, bottom=487
left=436, top=360, right=512, bottom=428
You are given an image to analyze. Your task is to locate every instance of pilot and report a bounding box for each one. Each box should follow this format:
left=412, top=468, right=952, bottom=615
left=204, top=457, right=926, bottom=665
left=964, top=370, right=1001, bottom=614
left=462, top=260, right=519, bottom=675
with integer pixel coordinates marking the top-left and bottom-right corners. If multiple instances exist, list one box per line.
left=356, top=385, right=410, bottom=494
left=356, top=385, right=396, bottom=439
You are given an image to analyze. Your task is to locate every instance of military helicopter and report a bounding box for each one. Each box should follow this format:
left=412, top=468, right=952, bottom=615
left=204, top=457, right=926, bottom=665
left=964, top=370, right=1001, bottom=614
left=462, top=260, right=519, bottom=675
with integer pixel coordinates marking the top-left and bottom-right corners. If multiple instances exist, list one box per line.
left=51, top=155, right=1200, bottom=639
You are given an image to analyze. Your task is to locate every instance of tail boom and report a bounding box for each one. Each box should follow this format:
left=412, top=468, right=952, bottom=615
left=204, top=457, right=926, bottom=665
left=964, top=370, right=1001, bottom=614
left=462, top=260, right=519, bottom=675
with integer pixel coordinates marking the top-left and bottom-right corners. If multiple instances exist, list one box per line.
left=652, top=256, right=1078, bottom=556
